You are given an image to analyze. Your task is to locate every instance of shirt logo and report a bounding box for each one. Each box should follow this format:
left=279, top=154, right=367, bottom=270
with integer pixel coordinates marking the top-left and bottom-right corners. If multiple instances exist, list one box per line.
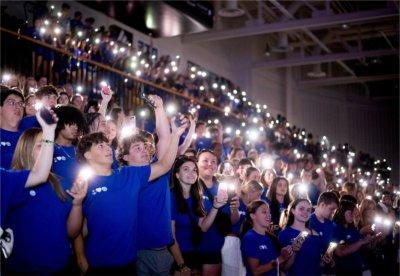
left=259, top=245, right=268, bottom=250
left=0, top=141, right=12, bottom=147
left=346, top=234, right=351, bottom=239
left=319, top=232, right=323, bottom=236
left=54, top=156, right=67, bottom=163
left=239, top=211, right=246, bottom=216
left=91, top=186, right=108, bottom=195
left=29, top=190, right=36, bottom=197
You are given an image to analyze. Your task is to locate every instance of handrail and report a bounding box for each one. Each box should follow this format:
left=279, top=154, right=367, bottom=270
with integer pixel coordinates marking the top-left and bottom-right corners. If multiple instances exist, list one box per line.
left=1, top=26, right=237, bottom=118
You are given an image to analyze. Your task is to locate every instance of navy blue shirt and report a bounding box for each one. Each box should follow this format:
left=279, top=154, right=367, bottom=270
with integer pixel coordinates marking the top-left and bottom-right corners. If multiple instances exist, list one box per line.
left=171, top=193, right=199, bottom=253
left=332, top=223, right=366, bottom=274
left=309, top=213, right=334, bottom=251
left=279, top=227, right=324, bottom=276
left=222, top=198, right=246, bottom=236
left=0, top=129, right=23, bottom=169
left=137, top=172, right=173, bottom=249
left=0, top=168, right=29, bottom=226
left=53, top=144, right=80, bottom=184
left=242, top=229, right=279, bottom=276
left=4, top=180, right=73, bottom=274
left=19, top=115, right=40, bottom=132
left=83, top=166, right=151, bottom=267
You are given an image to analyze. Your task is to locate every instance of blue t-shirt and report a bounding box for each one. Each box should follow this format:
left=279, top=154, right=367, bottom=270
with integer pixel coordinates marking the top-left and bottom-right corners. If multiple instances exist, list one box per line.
left=0, top=168, right=29, bottom=226
left=309, top=184, right=320, bottom=206
left=0, top=129, right=23, bottom=169
left=278, top=227, right=324, bottom=276
left=196, top=137, right=211, bottom=150
left=4, top=180, right=73, bottom=274
left=19, top=115, right=40, bottom=132
left=242, top=229, right=279, bottom=276
left=83, top=165, right=151, bottom=267
left=137, top=172, right=173, bottom=249
left=309, top=213, right=334, bottom=251
left=53, top=144, right=80, bottom=184
left=332, top=223, right=366, bottom=274
left=171, top=193, right=199, bottom=253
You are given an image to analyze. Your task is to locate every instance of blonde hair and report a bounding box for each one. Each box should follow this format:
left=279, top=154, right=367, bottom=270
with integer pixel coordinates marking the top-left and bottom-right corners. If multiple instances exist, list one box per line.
left=11, top=128, right=67, bottom=201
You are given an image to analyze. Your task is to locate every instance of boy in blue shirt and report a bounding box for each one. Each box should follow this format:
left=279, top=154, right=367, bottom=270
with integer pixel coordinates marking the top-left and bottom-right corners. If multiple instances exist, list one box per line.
left=0, top=87, right=25, bottom=169
left=72, top=117, right=186, bottom=274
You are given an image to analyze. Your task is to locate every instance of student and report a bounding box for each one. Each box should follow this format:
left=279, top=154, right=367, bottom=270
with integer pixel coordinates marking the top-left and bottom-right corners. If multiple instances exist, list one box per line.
left=119, top=95, right=175, bottom=275
left=73, top=119, right=186, bottom=274
left=266, top=176, right=291, bottom=227
left=241, top=200, right=293, bottom=276
left=19, top=85, right=58, bottom=131
left=260, top=168, right=276, bottom=200
left=245, top=166, right=261, bottom=182
left=236, top=158, right=254, bottom=184
left=170, top=156, right=228, bottom=276
left=4, top=116, right=87, bottom=274
left=332, top=198, right=373, bottom=276
left=309, top=191, right=339, bottom=250
left=53, top=105, right=85, bottom=183
left=278, top=198, right=330, bottom=276
left=197, top=149, right=227, bottom=275
left=242, top=180, right=263, bottom=205
left=1, top=86, right=25, bottom=169
left=1, top=109, right=58, bottom=226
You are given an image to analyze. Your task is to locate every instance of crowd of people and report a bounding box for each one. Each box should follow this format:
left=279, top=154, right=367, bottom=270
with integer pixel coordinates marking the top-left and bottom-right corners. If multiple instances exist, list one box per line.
left=1, top=2, right=399, bottom=276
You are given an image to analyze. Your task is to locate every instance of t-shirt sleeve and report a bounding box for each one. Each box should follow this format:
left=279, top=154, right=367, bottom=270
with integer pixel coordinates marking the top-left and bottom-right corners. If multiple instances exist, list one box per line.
left=170, top=193, right=177, bottom=220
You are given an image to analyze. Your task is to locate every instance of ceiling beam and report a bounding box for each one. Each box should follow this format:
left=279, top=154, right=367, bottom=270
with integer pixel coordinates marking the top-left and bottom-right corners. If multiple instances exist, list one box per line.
left=253, top=49, right=398, bottom=69
left=298, top=74, right=399, bottom=87
left=181, top=8, right=397, bottom=43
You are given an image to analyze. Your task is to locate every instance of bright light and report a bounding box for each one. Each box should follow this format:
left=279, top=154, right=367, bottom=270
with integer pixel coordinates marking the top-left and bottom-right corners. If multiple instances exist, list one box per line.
left=44, top=20, right=50, bottom=26
left=77, top=31, right=83, bottom=37
left=2, top=73, right=11, bottom=82
left=287, top=173, right=294, bottom=181
left=383, top=219, right=392, bottom=227
left=348, top=157, right=353, bottom=164
left=171, top=61, right=176, bottom=67
left=214, top=119, right=219, bottom=124
left=199, top=86, right=205, bottom=91
left=105, top=115, right=111, bottom=121
left=164, top=68, right=170, bottom=74
left=205, top=131, right=211, bottom=139
left=374, top=216, right=383, bottom=224
left=54, top=27, right=61, bottom=35
left=34, top=102, right=44, bottom=110
left=298, top=183, right=308, bottom=194
left=172, top=66, right=178, bottom=72
left=139, top=110, right=147, bottom=118
left=261, top=157, right=274, bottom=170
left=210, top=98, right=215, bottom=103
left=190, top=66, right=196, bottom=72
left=212, top=83, right=218, bottom=89
left=225, top=127, right=232, bottom=134
left=221, top=85, right=226, bottom=90
left=78, top=167, right=94, bottom=181
left=119, top=47, right=125, bottom=53
left=40, top=27, right=46, bottom=34
left=76, top=86, right=83, bottom=93
left=120, top=126, right=135, bottom=139
left=166, top=103, right=177, bottom=115
left=57, top=12, right=62, bottom=18
left=201, top=71, right=207, bottom=77
left=330, top=158, right=336, bottom=164
left=252, top=118, right=258, bottom=124
left=100, top=81, right=108, bottom=87
left=135, top=70, right=142, bottom=77
left=224, top=106, right=231, bottom=114
left=190, top=74, right=195, bottom=79
left=235, top=129, right=241, bottom=135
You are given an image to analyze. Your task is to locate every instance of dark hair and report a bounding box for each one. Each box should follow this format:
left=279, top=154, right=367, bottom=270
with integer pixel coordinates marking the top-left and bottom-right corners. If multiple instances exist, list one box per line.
left=242, top=200, right=269, bottom=236
left=171, top=156, right=205, bottom=217
left=340, top=194, right=357, bottom=205
left=284, top=198, right=312, bottom=228
left=196, top=148, right=217, bottom=160
left=117, top=134, right=147, bottom=165
left=333, top=199, right=356, bottom=227
left=61, top=3, right=70, bottom=10
left=84, top=112, right=102, bottom=134
left=74, top=11, right=82, bottom=17
left=83, top=100, right=99, bottom=113
left=110, top=107, right=123, bottom=121
left=267, top=176, right=291, bottom=225
left=184, top=148, right=197, bottom=157
left=55, top=105, right=86, bottom=139
left=260, top=168, right=276, bottom=188
left=77, top=132, right=109, bottom=164
left=36, top=85, right=58, bottom=99
left=85, top=17, right=95, bottom=24
left=230, top=147, right=244, bottom=158
left=238, top=158, right=254, bottom=167
left=317, top=191, right=339, bottom=206
left=1, top=86, right=24, bottom=106
left=343, top=182, right=356, bottom=193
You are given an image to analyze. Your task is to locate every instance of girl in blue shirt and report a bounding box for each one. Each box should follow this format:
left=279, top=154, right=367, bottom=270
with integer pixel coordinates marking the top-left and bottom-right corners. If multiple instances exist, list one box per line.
left=241, top=200, right=293, bottom=276
left=332, top=198, right=373, bottom=276
left=5, top=127, right=87, bottom=274
left=170, top=155, right=227, bottom=276
left=278, top=198, right=332, bottom=276
left=266, top=176, right=291, bottom=228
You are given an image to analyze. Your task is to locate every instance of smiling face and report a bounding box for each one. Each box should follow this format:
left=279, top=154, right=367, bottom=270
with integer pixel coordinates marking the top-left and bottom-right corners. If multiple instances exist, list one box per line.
left=276, top=179, right=288, bottom=196
left=176, top=161, right=198, bottom=185
left=197, top=152, right=218, bottom=179
left=292, top=200, right=312, bottom=224
left=251, top=203, right=272, bottom=229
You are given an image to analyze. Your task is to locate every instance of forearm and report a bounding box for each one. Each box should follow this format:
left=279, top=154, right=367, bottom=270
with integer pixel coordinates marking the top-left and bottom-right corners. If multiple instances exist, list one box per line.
left=177, top=124, right=195, bottom=155
left=169, top=242, right=185, bottom=265
left=67, top=204, right=84, bottom=238
left=149, top=134, right=180, bottom=181
left=250, top=259, right=279, bottom=275
left=335, top=240, right=364, bottom=257
left=199, top=207, right=218, bottom=232
left=98, top=99, right=110, bottom=118
left=26, top=128, right=55, bottom=187
left=154, top=107, right=170, bottom=159
left=73, top=234, right=89, bottom=272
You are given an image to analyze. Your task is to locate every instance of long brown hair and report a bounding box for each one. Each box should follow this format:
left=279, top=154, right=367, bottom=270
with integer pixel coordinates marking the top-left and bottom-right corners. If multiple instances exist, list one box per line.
left=11, top=128, right=67, bottom=201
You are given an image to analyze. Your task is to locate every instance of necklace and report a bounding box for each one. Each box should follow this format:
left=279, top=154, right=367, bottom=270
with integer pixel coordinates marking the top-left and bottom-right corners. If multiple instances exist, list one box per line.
left=55, top=143, right=76, bottom=159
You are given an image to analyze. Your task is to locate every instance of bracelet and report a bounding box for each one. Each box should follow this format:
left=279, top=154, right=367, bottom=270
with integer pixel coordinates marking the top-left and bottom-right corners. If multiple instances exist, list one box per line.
left=178, top=263, right=188, bottom=271
left=212, top=205, right=219, bottom=210
left=41, top=139, right=55, bottom=144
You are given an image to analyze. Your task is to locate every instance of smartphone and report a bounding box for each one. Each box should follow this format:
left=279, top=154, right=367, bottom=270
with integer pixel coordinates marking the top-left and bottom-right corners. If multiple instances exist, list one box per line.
left=140, top=92, right=155, bottom=108
left=101, top=85, right=111, bottom=95
left=227, top=185, right=236, bottom=202
left=40, top=107, right=56, bottom=124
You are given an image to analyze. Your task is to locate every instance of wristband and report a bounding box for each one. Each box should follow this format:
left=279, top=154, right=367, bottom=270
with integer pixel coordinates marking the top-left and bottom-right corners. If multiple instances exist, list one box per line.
left=212, top=205, right=219, bottom=210
left=41, top=139, right=55, bottom=144
left=178, top=263, right=188, bottom=271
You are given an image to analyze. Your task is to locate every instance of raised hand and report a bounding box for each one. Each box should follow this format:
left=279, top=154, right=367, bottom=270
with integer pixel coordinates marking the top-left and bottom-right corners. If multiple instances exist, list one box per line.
left=66, top=179, right=88, bottom=206
left=36, top=108, right=58, bottom=131
left=148, top=94, right=163, bottom=109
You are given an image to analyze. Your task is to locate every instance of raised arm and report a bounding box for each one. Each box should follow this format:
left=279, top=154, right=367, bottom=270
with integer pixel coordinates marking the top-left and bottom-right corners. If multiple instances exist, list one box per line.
left=149, top=95, right=171, bottom=160
left=149, top=119, right=187, bottom=181
left=177, top=115, right=196, bottom=155
left=98, top=85, right=112, bottom=118
left=25, top=110, right=58, bottom=187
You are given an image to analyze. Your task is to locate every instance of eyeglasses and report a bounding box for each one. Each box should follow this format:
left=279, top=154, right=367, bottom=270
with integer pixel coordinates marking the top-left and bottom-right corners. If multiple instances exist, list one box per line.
left=4, top=99, right=25, bottom=108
